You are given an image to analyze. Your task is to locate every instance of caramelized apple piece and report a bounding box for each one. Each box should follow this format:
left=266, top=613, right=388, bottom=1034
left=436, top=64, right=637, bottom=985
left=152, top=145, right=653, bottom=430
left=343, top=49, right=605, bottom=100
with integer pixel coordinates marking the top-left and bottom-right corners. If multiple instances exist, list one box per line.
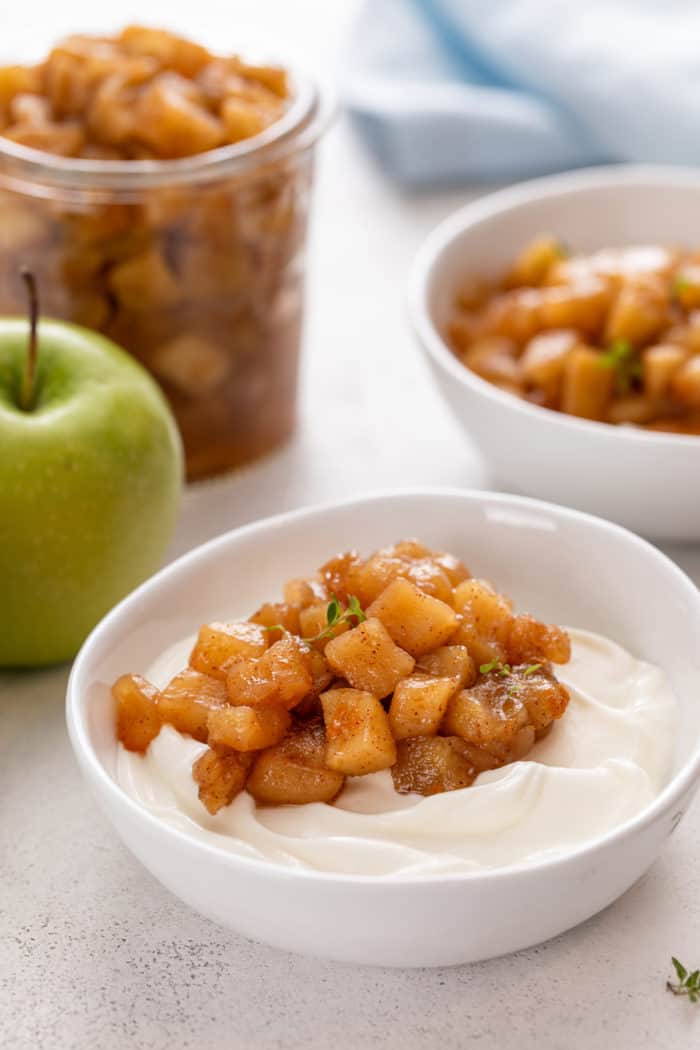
left=298, top=600, right=350, bottom=651
left=392, top=736, right=478, bottom=796
left=135, top=73, right=224, bottom=157
left=119, top=25, right=212, bottom=77
left=388, top=674, right=458, bottom=740
left=318, top=550, right=361, bottom=603
left=505, top=615, right=571, bottom=666
left=208, top=704, right=290, bottom=751
left=366, top=578, right=458, bottom=657
left=226, top=635, right=312, bottom=709
left=282, top=577, right=327, bottom=608
left=510, top=664, right=570, bottom=731
left=189, top=621, right=268, bottom=679
left=346, top=544, right=453, bottom=605
left=247, top=719, right=345, bottom=804
left=107, top=247, right=181, bottom=310
left=113, top=673, right=160, bottom=752
left=443, top=675, right=533, bottom=763
left=324, top=618, right=415, bottom=699
left=192, top=747, right=252, bottom=814
left=158, top=668, right=228, bottom=742
left=150, top=334, right=230, bottom=397
left=249, top=601, right=301, bottom=643
left=321, top=687, right=397, bottom=775
left=417, top=644, right=477, bottom=688
left=505, top=234, right=565, bottom=288
left=451, top=579, right=514, bottom=666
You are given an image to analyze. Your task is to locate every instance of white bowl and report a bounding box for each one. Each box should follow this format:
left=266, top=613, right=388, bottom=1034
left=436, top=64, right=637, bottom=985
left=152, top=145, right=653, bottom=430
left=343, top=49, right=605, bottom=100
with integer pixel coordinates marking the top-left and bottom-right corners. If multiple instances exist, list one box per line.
left=66, top=489, right=700, bottom=967
left=409, top=165, right=700, bottom=541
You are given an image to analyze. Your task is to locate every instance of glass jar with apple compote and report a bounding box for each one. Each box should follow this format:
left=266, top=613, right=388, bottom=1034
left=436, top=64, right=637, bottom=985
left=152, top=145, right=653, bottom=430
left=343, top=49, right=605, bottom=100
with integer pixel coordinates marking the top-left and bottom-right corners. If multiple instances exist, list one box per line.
left=0, top=25, right=326, bottom=480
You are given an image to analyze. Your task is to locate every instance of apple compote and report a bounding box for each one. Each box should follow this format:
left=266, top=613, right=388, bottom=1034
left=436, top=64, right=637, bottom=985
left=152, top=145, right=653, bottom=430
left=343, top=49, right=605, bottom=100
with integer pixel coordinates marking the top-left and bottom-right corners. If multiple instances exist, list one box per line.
left=0, top=26, right=324, bottom=478
left=447, top=237, right=700, bottom=434
left=114, top=539, right=571, bottom=813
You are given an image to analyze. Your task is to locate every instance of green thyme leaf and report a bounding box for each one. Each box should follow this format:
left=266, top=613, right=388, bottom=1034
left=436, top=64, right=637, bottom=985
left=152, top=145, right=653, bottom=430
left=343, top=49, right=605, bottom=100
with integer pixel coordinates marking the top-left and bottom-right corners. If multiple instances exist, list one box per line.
left=523, top=663, right=543, bottom=676
left=261, top=624, right=289, bottom=636
left=326, top=598, right=340, bottom=627
left=479, top=660, right=511, bottom=677
left=667, top=957, right=700, bottom=1002
left=598, top=339, right=642, bottom=395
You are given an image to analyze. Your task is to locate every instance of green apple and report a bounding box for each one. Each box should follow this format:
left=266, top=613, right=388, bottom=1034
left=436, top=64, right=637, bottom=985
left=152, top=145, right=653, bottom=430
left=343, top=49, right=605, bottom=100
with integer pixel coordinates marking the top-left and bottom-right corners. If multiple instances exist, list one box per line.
left=0, top=274, right=183, bottom=666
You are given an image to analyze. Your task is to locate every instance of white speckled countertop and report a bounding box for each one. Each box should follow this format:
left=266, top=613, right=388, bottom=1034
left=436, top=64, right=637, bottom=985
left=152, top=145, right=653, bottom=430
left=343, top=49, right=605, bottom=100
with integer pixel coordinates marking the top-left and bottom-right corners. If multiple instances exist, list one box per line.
left=4, top=1, right=700, bottom=1047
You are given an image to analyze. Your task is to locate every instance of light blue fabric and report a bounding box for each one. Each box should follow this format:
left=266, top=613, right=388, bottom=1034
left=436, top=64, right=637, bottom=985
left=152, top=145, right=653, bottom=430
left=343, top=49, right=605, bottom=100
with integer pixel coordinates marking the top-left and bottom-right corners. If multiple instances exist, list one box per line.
left=343, top=0, right=700, bottom=185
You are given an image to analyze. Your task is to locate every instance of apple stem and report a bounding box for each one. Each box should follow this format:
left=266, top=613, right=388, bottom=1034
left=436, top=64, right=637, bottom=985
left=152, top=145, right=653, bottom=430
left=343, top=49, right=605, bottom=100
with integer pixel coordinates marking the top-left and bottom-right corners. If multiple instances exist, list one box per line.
left=19, top=267, right=39, bottom=412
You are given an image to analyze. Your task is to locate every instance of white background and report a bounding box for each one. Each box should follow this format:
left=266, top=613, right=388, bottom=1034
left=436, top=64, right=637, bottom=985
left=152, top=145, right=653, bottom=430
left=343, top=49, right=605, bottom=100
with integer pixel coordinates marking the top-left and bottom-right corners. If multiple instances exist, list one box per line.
left=3, top=2, right=700, bottom=1047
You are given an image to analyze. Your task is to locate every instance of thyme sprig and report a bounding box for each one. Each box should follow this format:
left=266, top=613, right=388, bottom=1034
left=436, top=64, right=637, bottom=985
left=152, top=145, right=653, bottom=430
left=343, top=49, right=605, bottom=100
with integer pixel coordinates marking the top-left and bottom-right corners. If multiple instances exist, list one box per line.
left=264, top=595, right=366, bottom=646
left=598, top=339, right=642, bottom=395
left=667, top=958, right=700, bottom=1002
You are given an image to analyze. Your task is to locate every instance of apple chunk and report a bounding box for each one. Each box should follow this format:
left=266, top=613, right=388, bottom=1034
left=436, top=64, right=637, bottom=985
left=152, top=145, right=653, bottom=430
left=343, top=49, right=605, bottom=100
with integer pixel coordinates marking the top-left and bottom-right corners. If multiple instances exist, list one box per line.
left=207, top=704, right=290, bottom=751
left=324, top=617, right=414, bottom=698
left=391, top=736, right=478, bottom=796
left=158, top=668, right=228, bottom=742
left=113, top=672, right=160, bottom=752
left=226, top=636, right=312, bottom=709
left=366, top=578, right=458, bottom=657
left=321, top=687, right=397, bottom=775
left=388, top=674, right=458, bottom=740
left=417, top=644, right=476, bottom=688
left=189, top=620, right=268, bottom=679
left=192, top=748, right=253, bottom=814
left=246, top=718, right=345, bottom=804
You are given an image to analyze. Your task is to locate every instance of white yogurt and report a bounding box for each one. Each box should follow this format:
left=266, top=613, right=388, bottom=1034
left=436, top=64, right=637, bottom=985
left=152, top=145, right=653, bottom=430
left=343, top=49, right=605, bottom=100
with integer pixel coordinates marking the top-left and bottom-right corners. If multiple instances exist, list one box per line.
left=118, top=628, right=677, bottom=877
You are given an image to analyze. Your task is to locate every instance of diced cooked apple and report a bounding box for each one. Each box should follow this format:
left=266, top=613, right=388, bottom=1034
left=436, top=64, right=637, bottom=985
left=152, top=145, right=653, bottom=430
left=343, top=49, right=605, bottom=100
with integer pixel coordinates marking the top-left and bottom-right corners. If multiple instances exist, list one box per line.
left=451, top=578, right=514, bottom=665
left=366, top=578, right=458, bottom=657
left=158, top=668, right=228, bottom=742
left=345, top=544, right=453, bottom=605
left=246, top=719, right=345, bottom=804
left=192, top=747, right=252, bottom=814
left=113, top=673, right=160, bottom=752
left=150, top=334, right=230, bottom=397
left=391, top=736, right=478, bottom=796
left=505, top=614, right=571, bottom=666
left=432, top=550, right=470, bottom=586
left=248, top=601, right=301, bottom=643
left=443, top=676, right=532, bottom=761
left=226, top=635, right=312, bottom=709
left=321, top=687, right=397, bottom=775
left=207, top=704, right=290, bottom=751
left=283, top=577, right=327, bottom=608
left=324, top=618, right=415, bottom=698
left=298, top=600, right=350, bottom=650
left=135, top=72, right=224, bottom=157
left=509, top=664, right=570, bottom=731
left=119, top=24, right=212, bottom=77
left=417, top=644, right=476, bottom=688
left=189, top=620, right=268, bottom=679
left=388, top=674, right=458, bottom=739
left=107, top=247, right=181, bottom=310
left=318, top=550, right=361, bottom=602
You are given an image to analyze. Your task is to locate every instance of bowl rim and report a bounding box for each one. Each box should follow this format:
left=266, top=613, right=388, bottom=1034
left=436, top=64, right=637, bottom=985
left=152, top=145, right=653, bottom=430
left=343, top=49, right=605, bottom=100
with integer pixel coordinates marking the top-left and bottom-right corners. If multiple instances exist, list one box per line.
left=66, top=486, right=700, bottom=886
left=408, top=163, right=700, bottom=450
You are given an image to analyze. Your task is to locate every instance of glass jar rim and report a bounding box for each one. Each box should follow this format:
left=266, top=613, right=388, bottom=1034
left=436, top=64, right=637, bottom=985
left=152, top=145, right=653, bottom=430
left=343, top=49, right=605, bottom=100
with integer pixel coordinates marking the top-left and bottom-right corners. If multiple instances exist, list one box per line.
left=0, top=68, right=327, bottom=194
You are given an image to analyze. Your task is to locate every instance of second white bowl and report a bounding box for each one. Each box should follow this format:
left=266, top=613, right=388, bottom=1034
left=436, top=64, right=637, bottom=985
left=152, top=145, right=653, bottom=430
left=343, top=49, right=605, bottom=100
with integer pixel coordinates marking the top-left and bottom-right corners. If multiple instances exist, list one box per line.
left=409, top=165, right=700, bottom=540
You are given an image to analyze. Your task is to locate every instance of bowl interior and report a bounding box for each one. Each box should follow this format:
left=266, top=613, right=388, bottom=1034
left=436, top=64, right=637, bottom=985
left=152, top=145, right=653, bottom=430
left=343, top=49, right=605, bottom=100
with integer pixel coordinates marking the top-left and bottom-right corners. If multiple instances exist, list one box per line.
left=71, top=491, right=700, bottom=804
left=425, top=172, right=700, bottom=333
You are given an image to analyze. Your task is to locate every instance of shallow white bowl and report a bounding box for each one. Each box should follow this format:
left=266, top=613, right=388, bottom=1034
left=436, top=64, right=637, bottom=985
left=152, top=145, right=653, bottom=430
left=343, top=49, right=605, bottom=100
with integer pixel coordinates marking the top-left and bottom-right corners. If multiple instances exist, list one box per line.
left=67, top=489, right=700, bottom=967
left=409, top=165, right=700, bottom=540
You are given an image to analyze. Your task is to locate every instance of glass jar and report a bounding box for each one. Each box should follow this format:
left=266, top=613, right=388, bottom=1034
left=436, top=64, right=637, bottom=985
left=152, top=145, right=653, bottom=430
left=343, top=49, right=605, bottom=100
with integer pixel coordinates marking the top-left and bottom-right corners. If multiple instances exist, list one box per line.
left=0, top=52, right=325, bottom=480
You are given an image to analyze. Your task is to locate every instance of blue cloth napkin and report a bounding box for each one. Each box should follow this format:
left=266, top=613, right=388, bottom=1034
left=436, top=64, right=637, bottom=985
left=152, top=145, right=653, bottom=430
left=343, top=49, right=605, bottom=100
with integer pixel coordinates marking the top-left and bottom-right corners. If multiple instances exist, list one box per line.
left=343, top=0, right=700, bottom=186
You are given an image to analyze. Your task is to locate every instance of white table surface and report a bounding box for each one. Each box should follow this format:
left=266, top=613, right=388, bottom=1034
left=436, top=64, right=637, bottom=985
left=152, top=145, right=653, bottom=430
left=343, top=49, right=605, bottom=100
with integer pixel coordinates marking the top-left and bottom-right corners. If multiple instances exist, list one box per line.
left=4, top=3, right=700, bottom=1047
